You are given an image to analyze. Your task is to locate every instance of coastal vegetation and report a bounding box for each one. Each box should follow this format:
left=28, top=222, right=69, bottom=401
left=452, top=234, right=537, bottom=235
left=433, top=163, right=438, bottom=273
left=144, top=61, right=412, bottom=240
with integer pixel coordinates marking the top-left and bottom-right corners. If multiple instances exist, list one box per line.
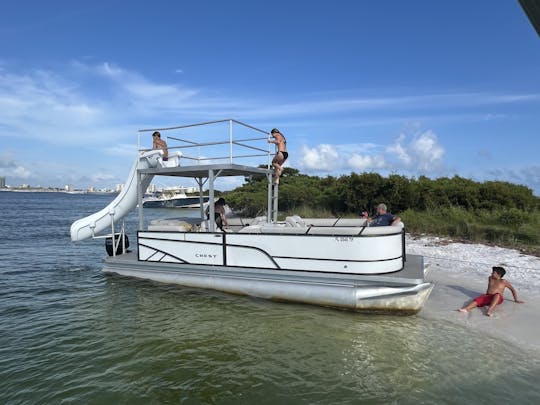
left=225, top=168, right=540, bottom=254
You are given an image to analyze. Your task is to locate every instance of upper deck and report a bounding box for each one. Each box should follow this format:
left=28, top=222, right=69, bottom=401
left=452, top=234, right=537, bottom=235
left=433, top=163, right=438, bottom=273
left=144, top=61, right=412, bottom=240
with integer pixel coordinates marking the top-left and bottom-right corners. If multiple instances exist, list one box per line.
left=135, top=119, right=277, bottom=231
left=139, top=162, right=270, bottom=178
left=137, top=118, right=273, bottom=178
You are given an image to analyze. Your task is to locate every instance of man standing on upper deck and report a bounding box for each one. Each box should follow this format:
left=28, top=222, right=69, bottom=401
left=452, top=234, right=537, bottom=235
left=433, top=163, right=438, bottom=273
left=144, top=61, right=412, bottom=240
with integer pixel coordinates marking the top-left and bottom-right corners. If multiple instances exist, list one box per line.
left=268, top=128, right=288, bottom=185
left=152, top=131, right=168, bottom=161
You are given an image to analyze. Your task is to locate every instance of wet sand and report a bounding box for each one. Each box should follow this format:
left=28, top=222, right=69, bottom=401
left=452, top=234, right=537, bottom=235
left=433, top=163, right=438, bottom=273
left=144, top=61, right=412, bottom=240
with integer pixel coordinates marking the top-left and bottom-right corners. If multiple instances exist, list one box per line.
left=419, top=261, right=540, bottom=354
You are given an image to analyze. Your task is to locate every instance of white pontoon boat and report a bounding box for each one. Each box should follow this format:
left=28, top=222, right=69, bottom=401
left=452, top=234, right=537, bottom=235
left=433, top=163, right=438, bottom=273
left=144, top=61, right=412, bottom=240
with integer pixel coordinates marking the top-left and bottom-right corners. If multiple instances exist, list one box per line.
left=70, top=119, right=432, bottom=314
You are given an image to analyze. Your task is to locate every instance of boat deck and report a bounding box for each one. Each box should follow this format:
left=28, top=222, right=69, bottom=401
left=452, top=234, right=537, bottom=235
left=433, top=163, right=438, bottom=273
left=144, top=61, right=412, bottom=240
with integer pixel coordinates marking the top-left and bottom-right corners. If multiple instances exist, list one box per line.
left=138, top=163, right=271, bottom=178
left=104, top=250, right=426, bottom=286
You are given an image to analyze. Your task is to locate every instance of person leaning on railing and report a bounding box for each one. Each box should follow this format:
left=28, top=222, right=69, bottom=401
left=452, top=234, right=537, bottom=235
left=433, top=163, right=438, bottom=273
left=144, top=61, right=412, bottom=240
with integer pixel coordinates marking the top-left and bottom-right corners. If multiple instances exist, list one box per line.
left=152, top=131, right=168, bottom=161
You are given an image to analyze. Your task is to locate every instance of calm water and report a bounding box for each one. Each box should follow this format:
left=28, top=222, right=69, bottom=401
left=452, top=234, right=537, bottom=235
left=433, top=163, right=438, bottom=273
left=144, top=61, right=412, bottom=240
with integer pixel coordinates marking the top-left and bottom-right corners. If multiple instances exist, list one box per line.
left=0, top=192, right=539, bottom=404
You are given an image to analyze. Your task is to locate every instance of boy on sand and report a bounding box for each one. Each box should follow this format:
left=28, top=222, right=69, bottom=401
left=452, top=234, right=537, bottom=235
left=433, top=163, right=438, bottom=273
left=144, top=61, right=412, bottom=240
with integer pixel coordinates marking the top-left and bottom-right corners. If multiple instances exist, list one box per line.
left=458, top=266, right=524, bottom=316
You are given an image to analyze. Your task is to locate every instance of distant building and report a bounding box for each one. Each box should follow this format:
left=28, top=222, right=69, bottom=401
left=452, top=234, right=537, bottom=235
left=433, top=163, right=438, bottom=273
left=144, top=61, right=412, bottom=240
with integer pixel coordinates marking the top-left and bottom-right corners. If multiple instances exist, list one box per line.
left=64, top=184, right=74, bottom=192
left=148, top=183, right=157, bottom=193
left=115, top=184, right=124, bottom=192
left=87, top=186, right=95, bottom=193
left=0, top=176, right=5, bottom=188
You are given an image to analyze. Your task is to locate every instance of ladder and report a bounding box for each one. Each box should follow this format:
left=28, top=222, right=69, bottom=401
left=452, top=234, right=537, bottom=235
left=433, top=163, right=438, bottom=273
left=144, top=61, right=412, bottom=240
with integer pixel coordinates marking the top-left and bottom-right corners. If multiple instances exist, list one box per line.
left=266, top=171, right=280, bottom=223
left=271, top=181, right=279, bottom=223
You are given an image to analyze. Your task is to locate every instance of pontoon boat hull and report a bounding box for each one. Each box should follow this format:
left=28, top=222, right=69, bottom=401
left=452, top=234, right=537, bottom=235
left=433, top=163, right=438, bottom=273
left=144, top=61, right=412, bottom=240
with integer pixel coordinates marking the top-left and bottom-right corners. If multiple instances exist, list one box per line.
left=103, top=252, right=433, bottom=314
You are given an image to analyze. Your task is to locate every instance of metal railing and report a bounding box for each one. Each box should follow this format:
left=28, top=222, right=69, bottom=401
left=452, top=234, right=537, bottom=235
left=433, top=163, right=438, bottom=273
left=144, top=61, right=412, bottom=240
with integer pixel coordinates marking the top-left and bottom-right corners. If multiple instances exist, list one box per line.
left=137, top=119, right=272, bottom=168
left=90, top=215, right=127, bottom=257
left=136, top=118, right=277, bottom=229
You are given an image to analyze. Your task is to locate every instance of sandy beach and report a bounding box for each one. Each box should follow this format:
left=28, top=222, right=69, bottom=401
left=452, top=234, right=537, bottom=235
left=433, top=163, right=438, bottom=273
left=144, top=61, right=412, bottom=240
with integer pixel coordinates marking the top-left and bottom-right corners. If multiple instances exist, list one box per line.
left=408, top=236, right=540, bottom=353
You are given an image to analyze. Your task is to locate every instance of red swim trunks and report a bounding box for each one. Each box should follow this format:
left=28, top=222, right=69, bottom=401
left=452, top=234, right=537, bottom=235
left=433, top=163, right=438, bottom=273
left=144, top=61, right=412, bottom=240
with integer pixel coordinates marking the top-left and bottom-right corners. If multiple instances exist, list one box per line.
left=474, top=293, right=503, bottom=307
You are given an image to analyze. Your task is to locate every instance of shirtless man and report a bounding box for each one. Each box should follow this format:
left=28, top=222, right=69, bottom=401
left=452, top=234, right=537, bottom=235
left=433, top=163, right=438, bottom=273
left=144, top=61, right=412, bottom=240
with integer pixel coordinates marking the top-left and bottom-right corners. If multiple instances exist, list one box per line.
left=205, top=197, right=228, bottom=230
left=268, top=128, right=287, bottom=185
left=458, top=266, right=524, bottom=316
left=152, top=131, right=168, bottom=161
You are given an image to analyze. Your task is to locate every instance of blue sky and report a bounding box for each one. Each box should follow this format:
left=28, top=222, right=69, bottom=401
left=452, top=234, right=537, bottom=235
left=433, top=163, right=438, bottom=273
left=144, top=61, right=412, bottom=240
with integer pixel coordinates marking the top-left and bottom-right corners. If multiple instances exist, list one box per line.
left=1, top=0, right=539, bottom=194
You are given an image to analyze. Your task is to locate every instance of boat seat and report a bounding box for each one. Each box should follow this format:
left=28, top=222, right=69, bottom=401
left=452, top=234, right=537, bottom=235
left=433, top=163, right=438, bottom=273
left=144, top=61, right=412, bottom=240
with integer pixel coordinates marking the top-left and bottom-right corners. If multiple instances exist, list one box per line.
left=306, top=225, right=402, bottom=235
left=261, top=226, right=309, bottom=234
left=238, top=223, right=403, bottom=235
left=251, top=216, right=269, bottom=226
left=302, top=218, right=369, bottom=227
left=238, top=221, right=302, bottom=233
left=285, top=215, right=306, bottom=227
left=226, top=217, right=256, bottom=227
left=159, top=151, right=182, bottom=168
left=238, top=225, right=262, bottom=234
left=148, top=219, right=192, bottom=232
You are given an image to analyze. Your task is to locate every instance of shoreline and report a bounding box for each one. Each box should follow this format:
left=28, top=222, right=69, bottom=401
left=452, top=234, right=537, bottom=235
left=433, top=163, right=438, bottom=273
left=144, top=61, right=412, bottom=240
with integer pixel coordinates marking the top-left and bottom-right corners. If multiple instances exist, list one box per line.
left=409, top=235, right=540, bottom=353
left=408, top=232, right=540, bottom=258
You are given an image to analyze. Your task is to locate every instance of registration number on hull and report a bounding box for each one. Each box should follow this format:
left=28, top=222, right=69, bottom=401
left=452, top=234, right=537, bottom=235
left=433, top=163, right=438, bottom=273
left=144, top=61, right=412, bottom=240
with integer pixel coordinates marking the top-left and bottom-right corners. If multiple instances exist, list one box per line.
left=334, top=236, right=354, bottom=242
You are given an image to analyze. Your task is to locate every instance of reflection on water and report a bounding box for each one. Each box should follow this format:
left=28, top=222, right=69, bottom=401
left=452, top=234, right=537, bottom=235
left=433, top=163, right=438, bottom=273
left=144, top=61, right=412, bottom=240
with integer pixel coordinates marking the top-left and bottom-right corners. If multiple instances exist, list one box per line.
left=0, top=192, right=539, bottom=404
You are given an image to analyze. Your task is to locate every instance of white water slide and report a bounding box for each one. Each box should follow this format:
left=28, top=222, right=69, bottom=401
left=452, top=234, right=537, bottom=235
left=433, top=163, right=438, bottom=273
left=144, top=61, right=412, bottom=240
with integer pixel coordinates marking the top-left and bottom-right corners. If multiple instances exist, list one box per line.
left=70, top=150, right=163, bottom=242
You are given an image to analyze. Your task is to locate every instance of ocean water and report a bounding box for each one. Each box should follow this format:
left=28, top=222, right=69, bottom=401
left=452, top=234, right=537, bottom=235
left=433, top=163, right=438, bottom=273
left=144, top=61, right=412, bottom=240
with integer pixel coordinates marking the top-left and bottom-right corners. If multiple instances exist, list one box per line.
left=0, top=192, right=539, bottom=404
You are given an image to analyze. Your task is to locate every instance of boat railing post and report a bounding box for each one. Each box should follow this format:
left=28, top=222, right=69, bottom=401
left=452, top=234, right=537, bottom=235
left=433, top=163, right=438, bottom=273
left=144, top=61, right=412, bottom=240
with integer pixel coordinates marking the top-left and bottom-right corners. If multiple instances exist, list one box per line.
left=197, top=177, right=204, bottom=225
left=137, top=169, right=144, bottom=231
left=402, top=228, right=406, bottom=264
left=267, top=130, right=272, bottom=223
left=267, top=173, right=272, bottom=223
left=208, top=169, right=215, bottom=232
left=229, top=119, right=233, bottom=164
left=121, top=220, right=126, bottom=254
left=272, top=183, right=279, bottom=223
left=109, top=209, right=116, bottom=257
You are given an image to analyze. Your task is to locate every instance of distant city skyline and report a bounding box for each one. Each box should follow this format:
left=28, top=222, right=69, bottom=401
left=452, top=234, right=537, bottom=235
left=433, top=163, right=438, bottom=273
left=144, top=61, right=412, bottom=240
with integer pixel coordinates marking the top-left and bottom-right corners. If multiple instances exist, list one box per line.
left=1, top=1, right=539, bottom=195
left=0, top=177, right=204, bottom=194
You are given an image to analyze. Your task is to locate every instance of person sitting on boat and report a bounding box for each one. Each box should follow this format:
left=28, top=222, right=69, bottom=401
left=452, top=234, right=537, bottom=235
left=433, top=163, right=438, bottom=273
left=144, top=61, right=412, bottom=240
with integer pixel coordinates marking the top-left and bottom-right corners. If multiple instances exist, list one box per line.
left=268, top=128, right=288, bottom=185
left=152, top=131, right=168, bottom=161
left=205, top=197, right=228, bottom=230
left=363, top=203, right=401, bottom=227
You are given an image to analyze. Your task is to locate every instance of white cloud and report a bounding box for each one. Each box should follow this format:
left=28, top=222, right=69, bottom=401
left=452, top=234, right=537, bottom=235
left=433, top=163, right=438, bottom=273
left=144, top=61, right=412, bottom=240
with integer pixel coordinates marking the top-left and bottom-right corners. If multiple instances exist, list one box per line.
left=239, top=91, right=540, bottom=119
left=387, top=134, right=412, bottom=166
left=299, top=144, right=340, bottom=171
left=386, top=130, right=445, bottom=172
left=410, top=130, right=444, bottom=171
left=0, top=152, right=33, bottom=182
left=99, top=61, right=124, bottom=78
left=299, top=129, right=445, bottom=175
left=89, top=61, right=202, bottom=110
left=12, top=166, right=32, bottom=179
left=0, top=68, right=107, bottom=146
left=348, top=153, right=386, bottom=170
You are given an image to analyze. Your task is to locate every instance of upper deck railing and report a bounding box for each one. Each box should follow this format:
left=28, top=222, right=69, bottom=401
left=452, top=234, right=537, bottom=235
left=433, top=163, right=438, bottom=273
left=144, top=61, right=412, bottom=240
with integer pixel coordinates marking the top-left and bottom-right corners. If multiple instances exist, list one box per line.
left=137, top=119, right=272, bottom=169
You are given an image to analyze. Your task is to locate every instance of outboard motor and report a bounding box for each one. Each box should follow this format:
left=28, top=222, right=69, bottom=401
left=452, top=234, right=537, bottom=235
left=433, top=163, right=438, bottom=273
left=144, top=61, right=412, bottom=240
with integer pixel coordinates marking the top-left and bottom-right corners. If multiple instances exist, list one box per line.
left=105, top=234, right=130, bottom=256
